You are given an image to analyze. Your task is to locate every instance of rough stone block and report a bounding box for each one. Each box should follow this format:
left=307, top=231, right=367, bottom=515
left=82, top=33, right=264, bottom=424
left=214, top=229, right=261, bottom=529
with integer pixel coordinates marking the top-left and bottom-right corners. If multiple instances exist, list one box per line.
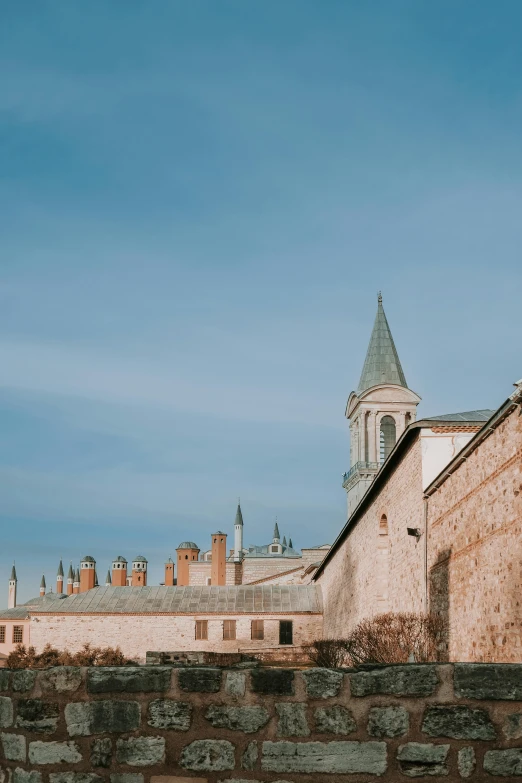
left=454, top=663, right=522, bottom=700
left=483, top=748, right=522, bottom=777
left=242, top=741, right=258, bottom=770
left=368, top=706, right=409, bottom=738
left=251, top=669, right=294, bottom=696
left=148, top=700, right=192, bottom=731
left=12, top=769, right=42, bottom=783
left=110, top=776, right=144, bottom=783
left=206, top=705, right=270, bottom=734
left=178, top=668, right=222, bottom=693
left=91, top=737, right=112, bottom=768
left=49, top=775, right=103, bottom=783
left=29, top=740, right=82, bottom=765
left=180, top=740, right=235, bottom=772
left=39, top=667, right=83, bottom=693
left=16, top=700, right=59, bottom=733
left=350, top=665, right=438, bottom=697
left=1, top=732, right=27, bottom=761
left=276, top=704, right=309, bottom=737
left=225, top=672, right=246, bottom=697
left=65, top=700, right=141, bottom=737
left=12, top=671, right=37, bottom=693
left=397, top=742, right=450, bottom=777
left=422, top=705, right=495, bottom=740
left=0, top=672, right=9, bottom=692
left=151, top=778, right=206, bottom=783
left=314, top=706, right=356, bottom=735
left=0, top=697, right=13, bottom=728
left=458, top=747, right=476, bottom=779
left=261, top=740, right=387, bottom=775
left=116, top=736, right=166, bottom=767
left=87, top=667, right=170, bottom=694
left=503, top=712, right=522, bottom=739
left=301, top=669, right=343, bottom=699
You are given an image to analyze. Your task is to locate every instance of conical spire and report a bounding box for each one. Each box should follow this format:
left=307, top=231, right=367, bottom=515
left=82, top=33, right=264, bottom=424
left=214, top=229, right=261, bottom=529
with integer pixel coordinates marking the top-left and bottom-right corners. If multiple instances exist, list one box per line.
left=94, top=571, right=99, bottom=587
left=57, top=559, right=64, bottom=577
left=235, top=503, right=244, bottom=527
left=288, top=538, right=293, bottom=549
left=74, top=568, right=80, bottom=582
left=106, top=570, right=112, bottom=585
left=273, top=521, right=280, bottom=541
left=40, top=575, right=46, bottom=589
left=282, top=536, right=287, bottom=547
left=67, top=562, right=74, bottom=580
left=357, top=293, right=408, bottom=393
left=10, top=564, right=17, bottom=581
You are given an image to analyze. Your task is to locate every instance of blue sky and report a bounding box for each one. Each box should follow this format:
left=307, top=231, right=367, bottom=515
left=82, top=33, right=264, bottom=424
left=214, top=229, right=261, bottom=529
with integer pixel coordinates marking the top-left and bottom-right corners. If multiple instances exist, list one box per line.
left=1, top=1, right=521, bottom=601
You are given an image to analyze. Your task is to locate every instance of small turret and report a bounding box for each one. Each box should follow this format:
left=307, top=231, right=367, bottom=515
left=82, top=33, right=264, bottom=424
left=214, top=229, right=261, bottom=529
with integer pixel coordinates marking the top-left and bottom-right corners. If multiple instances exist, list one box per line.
left=105, top=570, right=112, bottom=586
left=56, top=559, right=64, bottom=594
left=131, top=556, right=148, bottom=587
left=112, top=556, right=128, bottom=587
left=8, top=563, right=17, bottom=609
left=67, top=562, right=74, bottom=595
left=40, top=575, right=46, bottom=597
left=80, top=555, right=96, bottom=593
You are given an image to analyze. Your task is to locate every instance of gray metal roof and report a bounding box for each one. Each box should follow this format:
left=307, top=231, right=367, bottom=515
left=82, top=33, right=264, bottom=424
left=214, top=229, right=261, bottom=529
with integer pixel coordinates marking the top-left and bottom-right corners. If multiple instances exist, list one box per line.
left=28, top=584, right=322, bottom=614
left=10, top=564, right=17, bottom=581
left=357, top=294, right=408, bottom=393
left=177, top=542, right=199, bottom=550
left=243, top=543, right=301, bottom=559
left=81, top=555, right=96, bottom=563
left=424, top=409, right=495, bottom=422
left=132, top=556, right=148, bottom=562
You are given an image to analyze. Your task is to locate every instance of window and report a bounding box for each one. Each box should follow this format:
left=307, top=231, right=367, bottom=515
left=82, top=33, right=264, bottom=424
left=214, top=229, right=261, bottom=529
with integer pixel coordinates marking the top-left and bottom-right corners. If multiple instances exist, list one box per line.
left=271, top=545, right=278, bottom=553
left=0, top=626, right=5, bottom=644
left=279, top=620, right=293, bottom=645
left=13, top=626, right=23, bottom=644
left=195, top=620, right=208, bottom=640
left=380, top=416, right=396, bottom=463
left=206, top=577, right=212, bottom=586
left=251, top=620, right=264, bottom=640
left=223, top=620, right=236, bottom=640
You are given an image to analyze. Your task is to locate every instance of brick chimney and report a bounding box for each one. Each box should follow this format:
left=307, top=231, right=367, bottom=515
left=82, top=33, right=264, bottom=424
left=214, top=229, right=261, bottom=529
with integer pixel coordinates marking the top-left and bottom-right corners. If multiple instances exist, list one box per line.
left=211, top=531, right=227, bottom=586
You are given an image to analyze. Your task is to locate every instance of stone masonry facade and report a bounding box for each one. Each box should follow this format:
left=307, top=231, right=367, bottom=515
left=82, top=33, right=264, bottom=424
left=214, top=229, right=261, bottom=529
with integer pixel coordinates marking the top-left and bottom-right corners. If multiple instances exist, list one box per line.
left=319, top=436, right=426, bottom=637
left=427, top=404, right=522, bottom=662
left=3, top=664, right=522, bottom=780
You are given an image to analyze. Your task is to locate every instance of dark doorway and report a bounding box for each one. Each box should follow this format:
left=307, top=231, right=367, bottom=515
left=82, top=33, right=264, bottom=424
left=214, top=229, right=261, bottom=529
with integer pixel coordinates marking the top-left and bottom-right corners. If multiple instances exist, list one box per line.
left=279, top=620, right=293, bottom=645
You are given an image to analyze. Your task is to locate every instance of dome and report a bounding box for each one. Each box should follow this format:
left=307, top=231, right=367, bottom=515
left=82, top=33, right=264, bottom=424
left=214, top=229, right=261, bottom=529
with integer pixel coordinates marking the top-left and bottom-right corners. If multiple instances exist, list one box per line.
left=177, top=541, right=199, bottom=550
left=113, top=555, right=127, bottom=563
left=81, top=555, right=95, bottom=563
left=133, top=556, right=148, bottom=563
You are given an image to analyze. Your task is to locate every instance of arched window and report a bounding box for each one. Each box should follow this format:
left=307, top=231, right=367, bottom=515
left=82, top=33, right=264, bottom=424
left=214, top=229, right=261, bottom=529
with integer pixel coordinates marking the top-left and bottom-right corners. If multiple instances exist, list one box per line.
left=376, top=514, right=390, bottom=611
left=380, top=416, right=396, bottom=462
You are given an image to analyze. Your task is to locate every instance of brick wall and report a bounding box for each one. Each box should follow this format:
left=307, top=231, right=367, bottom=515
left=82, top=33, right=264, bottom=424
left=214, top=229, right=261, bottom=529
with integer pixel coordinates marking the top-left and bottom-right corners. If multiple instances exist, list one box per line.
left=318, top=436, right=426, bottom=637
left=2, top=663, right=522, bottom=780
left=427, top=405, right=522, bottom=662
left=28, top=614, right=323, bottom=663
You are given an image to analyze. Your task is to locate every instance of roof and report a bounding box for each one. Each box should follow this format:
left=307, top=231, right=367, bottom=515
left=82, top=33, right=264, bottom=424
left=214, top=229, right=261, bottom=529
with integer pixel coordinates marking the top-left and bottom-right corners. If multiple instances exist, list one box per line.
left=177, top=542, right=199, bottom=550
left=67, top=563, right=74, bottom=579
left=113, top=556, right=127, bottom=563
left=424, top=409, right=495, bottom=422
left=10, top=565, right=16, bottom=581
left=57, top=560, right=64, bottom=577
left=0, top=593, right=67, bottom=619
left=234, top=503, right=244, bottom=527
left=132, top=556, right=148, bottom=563
left=357, top=294, right=408, bottom=393
left=243, top=543, right=301, bottom=559
left=28, top=584, right=322, bottom=615
left=81, top=556, right=95, bottom=563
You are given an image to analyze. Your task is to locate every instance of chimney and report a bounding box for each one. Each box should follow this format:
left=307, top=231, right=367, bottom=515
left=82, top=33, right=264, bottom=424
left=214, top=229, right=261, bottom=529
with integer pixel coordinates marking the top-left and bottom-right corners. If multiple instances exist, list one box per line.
left=8, top=564, right=17, bottom=609
left=175, top=542, right=200, bottom=587
left=164, top=557, right=174, bottom=586
left=211, top=531, right=227, bottom=586
left=56, top=559, right=64, bottom=594
left=80, top=556, right=96, bottom=592
left=112, top=556, right=128, bottom=587
left=131, top=557, right=148, bottom=587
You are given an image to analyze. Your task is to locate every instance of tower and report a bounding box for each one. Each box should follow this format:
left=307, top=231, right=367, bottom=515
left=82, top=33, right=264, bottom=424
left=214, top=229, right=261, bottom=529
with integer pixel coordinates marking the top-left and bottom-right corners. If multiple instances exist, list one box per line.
left=8, top=564, right=17, bottom=609
left=234, top=502, right=244, bottom=562
left=343, top=293, right=421, bottom=516
left=67, top=562, right=74, bottom=595
left=112, top=556, right=128, bottom=587
left=131, top=556, right=147, bottom=586
left=40, top=575, right=46, bottom=597
left=211, top=531, right=227, bottom=586
left=105, top=570, right=112, bottom=587
left=270, top=521, right=282, bottom=554
left=73, top=567, right=80, bottom=594
left=80, top=556, right=96, bottom=592
left=164, top=557, right=174, bottom=586
left=56, top=559, right=64, bottom=594
left=176, top=542, right=200, bottom=587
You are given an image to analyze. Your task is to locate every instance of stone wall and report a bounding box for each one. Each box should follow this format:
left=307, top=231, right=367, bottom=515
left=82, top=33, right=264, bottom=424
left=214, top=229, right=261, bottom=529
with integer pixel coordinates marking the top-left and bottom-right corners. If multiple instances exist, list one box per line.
left=28, top=615, right=323, bottom=663
left=427, top=404, right=522, bottom=662
left=2, top=664, right=522, bottom=781
left=318, top=436, right=425, bottom=637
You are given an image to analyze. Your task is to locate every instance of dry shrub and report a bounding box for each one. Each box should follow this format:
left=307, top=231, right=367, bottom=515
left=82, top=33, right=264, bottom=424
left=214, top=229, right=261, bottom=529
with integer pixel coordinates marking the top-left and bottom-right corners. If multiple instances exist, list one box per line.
left=305, top=613, right=446, bottom=668
left=6, top=642, right=136, bottom=669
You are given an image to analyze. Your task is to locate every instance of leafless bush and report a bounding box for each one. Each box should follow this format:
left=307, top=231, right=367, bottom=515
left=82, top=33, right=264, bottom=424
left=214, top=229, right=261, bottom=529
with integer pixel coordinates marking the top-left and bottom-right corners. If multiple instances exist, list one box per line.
left=6, top=642, right=136, bottom=669
left=306, top=613, right=446, bottom=668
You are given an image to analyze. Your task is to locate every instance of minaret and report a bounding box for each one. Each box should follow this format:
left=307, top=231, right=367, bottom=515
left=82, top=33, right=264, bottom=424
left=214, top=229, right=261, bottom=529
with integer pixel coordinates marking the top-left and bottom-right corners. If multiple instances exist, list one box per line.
left=343, top=293, right=421, bottom=516
left=131, top=557, right=147, bottom=586
left=80, top=556, right=96, bottom=592
left=73, top=568, right=80, bottom=594
left=67, top=562, right=74, bottom=595
left=234, top=502, right=244, bottom=562
left=40, top=575, right=46, bottom=597
left=273, top=521, right=280, bottom=543
left=105, top=570, right=112, bottom=587
left=56, top=559, right=64, bottom=594
left=8, top=564, right=17, bottom=609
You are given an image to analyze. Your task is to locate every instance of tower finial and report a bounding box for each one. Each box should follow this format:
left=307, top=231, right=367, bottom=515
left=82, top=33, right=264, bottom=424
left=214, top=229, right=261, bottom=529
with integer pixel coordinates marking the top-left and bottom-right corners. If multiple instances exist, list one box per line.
left=378, top=290, right=382, bottom=304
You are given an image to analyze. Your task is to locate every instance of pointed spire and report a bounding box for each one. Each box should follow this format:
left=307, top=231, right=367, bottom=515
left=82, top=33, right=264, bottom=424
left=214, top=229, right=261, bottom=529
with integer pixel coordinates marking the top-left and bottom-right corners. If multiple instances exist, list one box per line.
left=235, top=502, right=244, bottom=526
left=288, top=538, right=293, bottom=549
left=94, top=571, right=99, bottom=587
left=67, top=562, right=74, bottom=580
left=282, top=536, right=287, bottom=547
left=273, top=520, right=280, bottom=541
left=357, top=293, right=408, bottom=393
left=106, top=570, right=112, bottom=586
left=10, top=563, right=17, bottom=582
left=74, top=568, right=80, bottom=582
left=57, top=559, right=64, bottom=577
